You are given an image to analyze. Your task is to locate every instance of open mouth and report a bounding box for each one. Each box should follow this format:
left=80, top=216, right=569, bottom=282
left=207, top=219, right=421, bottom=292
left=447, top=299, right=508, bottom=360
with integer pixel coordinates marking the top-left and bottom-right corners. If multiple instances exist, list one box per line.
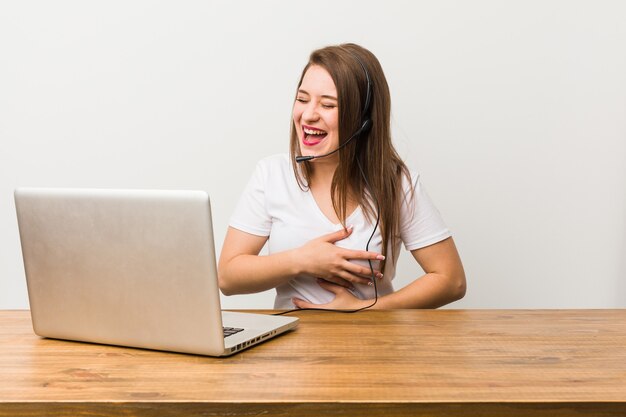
left=302, top=125, right=328, bottom=146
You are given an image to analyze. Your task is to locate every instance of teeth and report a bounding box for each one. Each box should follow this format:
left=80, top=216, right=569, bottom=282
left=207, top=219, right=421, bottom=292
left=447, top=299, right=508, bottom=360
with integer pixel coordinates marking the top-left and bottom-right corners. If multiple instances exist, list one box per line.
left=304, top=128, right=327, bottom=135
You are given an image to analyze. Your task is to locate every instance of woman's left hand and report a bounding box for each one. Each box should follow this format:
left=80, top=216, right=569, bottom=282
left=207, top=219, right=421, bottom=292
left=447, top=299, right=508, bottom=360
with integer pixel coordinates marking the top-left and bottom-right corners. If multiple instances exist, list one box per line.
left=292, top=279, right=372, bottom=310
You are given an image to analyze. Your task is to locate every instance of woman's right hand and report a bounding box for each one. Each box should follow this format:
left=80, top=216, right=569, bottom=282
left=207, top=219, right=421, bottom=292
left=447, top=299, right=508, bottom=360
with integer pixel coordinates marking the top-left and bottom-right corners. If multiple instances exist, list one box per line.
left=294, top=226, right=384, bottom=289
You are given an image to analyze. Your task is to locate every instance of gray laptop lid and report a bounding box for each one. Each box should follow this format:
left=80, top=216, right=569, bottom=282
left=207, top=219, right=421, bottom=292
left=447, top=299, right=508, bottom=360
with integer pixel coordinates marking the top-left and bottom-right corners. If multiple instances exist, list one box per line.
left=14, top=188, right=296, bottom=356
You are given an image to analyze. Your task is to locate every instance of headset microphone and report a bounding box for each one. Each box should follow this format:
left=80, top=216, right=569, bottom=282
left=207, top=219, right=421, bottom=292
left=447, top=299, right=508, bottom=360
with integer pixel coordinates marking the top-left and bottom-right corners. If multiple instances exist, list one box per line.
left=295, top=119, right=372, bottom=163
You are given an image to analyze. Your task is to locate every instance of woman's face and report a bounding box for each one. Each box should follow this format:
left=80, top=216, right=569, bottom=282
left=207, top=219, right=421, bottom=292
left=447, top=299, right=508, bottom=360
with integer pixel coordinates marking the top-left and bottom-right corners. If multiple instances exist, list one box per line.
left=293, top=65, right=339, bottom=162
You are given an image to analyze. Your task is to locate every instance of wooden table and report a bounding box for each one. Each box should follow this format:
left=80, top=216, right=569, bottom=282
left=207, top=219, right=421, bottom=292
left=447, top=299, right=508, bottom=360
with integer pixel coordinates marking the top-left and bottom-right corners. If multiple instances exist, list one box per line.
left=1, top=309, right=625, bottom=416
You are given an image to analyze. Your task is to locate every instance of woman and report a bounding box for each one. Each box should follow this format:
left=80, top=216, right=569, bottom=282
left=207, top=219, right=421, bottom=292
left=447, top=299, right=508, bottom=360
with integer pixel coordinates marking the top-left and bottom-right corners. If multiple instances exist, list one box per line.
left=218, top=43, right=466, bottom=310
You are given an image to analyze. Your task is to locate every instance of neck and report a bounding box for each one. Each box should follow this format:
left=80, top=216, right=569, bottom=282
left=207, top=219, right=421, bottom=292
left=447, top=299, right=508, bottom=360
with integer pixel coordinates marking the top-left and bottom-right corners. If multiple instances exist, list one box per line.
left=308, top=159, right=338, bottom=187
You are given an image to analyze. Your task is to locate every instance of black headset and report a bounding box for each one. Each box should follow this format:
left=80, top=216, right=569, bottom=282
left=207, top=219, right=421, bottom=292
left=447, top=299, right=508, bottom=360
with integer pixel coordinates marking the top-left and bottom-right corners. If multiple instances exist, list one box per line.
left=295, top=51, right=373, bottom=163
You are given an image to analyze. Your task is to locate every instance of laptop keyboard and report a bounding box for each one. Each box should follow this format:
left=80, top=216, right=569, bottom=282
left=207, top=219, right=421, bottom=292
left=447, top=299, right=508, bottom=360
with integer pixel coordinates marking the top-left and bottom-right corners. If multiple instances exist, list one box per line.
left=223, top=326, right=244, bottom=338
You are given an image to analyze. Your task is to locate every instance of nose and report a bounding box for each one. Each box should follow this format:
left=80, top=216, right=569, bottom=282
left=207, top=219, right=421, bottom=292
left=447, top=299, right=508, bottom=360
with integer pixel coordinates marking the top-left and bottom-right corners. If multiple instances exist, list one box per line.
left=301, top=101, right=320, bottom=123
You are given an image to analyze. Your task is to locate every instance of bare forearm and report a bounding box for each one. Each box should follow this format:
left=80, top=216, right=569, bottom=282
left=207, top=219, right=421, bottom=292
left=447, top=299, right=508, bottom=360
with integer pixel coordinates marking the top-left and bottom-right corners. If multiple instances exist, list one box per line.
left=371, top=238, right=467, bottom=309
left=372, top=272, right=466, bottom=309
left=218, top=250, right=300, bottom=295
left=218, top=227, right=387, bottom=297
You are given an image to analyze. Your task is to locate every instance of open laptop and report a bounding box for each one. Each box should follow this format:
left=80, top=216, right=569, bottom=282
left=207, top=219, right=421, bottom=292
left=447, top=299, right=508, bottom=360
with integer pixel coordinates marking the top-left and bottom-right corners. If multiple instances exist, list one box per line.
left=14, top=188, right=298, bottom=356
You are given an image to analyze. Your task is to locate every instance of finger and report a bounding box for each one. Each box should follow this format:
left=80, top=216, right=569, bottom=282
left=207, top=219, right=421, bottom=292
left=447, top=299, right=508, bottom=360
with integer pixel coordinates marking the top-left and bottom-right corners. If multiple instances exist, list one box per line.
left=333, top=270, right=372, bottom=286
left=343, top=249, right=385, bottom=261
left=316, top=279, right=347, bottom=295
left=342, top=261, right=384, bottom=280
left=319, top=276, right=354, bottom=289
left=320, top=225, right=353, bottom=243
left=292, top=297, right=317, bottom=309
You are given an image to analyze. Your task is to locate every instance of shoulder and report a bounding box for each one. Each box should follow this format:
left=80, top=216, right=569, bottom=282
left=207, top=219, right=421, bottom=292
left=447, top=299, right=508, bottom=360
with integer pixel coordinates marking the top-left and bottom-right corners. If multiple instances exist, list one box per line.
left=254, top=153, right=291, bottom=174
left=398, top=168, right=436, bottom=213
left=399, top=167, right=421, bottom=194
left=249, top=153, right=299, bottom=191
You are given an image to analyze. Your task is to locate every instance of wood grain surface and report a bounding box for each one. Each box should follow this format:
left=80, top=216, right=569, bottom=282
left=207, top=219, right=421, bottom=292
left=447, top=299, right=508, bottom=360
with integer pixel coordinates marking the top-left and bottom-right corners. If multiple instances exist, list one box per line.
left=1, top=309, right=625, bottom=416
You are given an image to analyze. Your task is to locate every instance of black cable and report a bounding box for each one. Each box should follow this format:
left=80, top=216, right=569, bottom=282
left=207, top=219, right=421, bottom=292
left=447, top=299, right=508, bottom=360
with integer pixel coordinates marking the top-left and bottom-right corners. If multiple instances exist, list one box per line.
left=273, top=156, right=381, bottom=316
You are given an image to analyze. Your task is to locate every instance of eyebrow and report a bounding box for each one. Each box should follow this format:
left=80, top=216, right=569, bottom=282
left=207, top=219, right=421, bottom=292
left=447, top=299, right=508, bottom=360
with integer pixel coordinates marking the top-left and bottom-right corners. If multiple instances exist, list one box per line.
left=297, top=89, right=338, bottom=101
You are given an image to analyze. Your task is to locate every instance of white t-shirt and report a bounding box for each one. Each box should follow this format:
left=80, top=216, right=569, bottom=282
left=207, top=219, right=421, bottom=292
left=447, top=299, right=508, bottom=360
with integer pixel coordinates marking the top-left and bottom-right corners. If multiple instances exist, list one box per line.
left=229, top=153, right=451, bottom=309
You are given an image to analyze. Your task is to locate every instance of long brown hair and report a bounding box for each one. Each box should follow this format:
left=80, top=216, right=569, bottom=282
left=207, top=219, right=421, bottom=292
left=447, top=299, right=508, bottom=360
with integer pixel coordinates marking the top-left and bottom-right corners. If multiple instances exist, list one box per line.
left=290, top=43, right=412, bottom=268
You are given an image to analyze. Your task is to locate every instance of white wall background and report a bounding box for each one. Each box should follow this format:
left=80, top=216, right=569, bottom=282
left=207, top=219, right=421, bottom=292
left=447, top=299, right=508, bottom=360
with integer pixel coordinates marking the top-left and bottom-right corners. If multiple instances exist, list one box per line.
left=1, top=0, right=624, bottom=310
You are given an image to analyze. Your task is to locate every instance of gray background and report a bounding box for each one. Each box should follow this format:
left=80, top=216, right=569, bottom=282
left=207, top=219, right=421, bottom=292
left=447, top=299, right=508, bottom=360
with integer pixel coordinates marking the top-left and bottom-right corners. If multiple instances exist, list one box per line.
left=1, top=0, right=625, bottom=309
